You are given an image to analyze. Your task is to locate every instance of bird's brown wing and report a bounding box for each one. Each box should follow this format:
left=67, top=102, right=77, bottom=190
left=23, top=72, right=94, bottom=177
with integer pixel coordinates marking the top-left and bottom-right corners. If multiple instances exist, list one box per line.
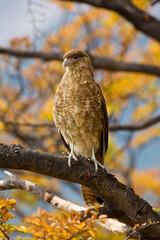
left=95, top=84, right=108, bottom=165
left=100, top=98, right=109, bottom=163
left=59, top=131, right=70, bottom=153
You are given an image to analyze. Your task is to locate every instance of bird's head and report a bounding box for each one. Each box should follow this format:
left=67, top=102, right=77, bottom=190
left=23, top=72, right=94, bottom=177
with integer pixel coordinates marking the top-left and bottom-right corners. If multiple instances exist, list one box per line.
left=63, top=49, right=92, bottom=71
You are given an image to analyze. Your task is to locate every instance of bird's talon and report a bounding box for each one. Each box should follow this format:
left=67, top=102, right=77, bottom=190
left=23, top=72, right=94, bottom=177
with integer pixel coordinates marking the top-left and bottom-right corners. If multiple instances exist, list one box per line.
left=67, top=142, right=78, bottom=167
left=73, top=155, right=78, bottom=161
left=91, top=147, right=104, bottom=172
left=68, top=157, right=71, bottom=168
left=68, top=152, right=78, bottom=167
left=95, top=163, right=98, bottom=172
left=97, top=161, right=105, bottom=169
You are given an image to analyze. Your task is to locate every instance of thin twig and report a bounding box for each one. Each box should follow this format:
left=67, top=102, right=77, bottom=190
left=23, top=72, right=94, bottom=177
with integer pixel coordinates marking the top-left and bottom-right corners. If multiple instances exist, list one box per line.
left=67, top=227, right=87, bottom=240
left=0, top=226, right=9, bottom=240
left=124, top=221, right=160, bottom=240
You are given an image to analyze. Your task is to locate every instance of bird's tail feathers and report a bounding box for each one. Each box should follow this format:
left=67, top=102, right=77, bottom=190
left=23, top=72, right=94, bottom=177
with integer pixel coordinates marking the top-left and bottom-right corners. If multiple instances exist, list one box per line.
left=81, top=185, right=100, bottom=206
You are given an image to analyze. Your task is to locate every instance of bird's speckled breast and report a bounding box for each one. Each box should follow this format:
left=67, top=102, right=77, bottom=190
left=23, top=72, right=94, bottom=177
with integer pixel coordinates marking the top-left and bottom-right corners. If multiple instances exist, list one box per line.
left=53, top=71, right=104, bottom=158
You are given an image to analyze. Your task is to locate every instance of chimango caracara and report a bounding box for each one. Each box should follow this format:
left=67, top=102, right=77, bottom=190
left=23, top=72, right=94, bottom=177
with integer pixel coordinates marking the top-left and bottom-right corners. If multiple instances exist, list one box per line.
left=53, top=49, right=108, bottom=206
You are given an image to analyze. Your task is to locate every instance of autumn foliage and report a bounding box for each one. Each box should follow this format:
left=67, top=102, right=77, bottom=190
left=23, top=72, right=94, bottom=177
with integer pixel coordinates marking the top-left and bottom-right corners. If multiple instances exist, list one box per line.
left=0, top=198, right=16, bottom=238
left=0, top=0, right=160, bottom=239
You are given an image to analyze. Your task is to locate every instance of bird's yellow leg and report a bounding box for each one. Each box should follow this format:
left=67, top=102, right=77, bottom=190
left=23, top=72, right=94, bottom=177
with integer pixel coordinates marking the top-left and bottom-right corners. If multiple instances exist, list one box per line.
left=68, top=142, right=78, bottom=167
left=92, top=147, right=105, bottom=172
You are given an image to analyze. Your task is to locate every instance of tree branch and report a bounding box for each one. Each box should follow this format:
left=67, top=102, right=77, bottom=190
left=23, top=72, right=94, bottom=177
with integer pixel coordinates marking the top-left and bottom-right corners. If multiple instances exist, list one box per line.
left=62, top=0, right=160, bottom=42
left=151, top=0, right=160, bottom=6
left=0, top=171, right=134, bottom=237
left=0, top=118, right=54, bottom=128
left=0, top=47, right=160, bottom=76
left=1, top=114, right=160, bottom=132
left=0, top=171, right=85, bottom=212
left=110, top=115, right=160, bottom=131
left=0, top=143, right=160, bottom=239
left=91, top=56, right=160, bottom=76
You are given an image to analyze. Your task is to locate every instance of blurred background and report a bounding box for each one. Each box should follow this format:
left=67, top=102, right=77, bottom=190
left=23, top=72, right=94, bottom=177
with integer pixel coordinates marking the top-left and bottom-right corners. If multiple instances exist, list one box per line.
left=0, top=0, right=160, bottom=239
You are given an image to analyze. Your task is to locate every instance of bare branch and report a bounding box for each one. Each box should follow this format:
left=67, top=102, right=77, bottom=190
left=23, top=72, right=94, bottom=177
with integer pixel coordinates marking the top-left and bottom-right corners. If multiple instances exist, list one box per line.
left=151, top=0, right=160, bottom=6
left=0, top=47, right=160, bottom=76
left=0, top=226, right=9, bottom=240
left=1, top=114, right=160, bottom=132
left=110, top=115, right=160, bottom=131
left=91, top=56, right=160, bottom=76
left=62, top=0, right=160, bottom=42
left=0, top=118, right=54, bottom=128
left=1, top=171, right=85, bottom=211
left=0, top=143, right=160, bottom=239
left=0, top=47, right=62, bottom=61
left=1, top=171, right=134, bottom=237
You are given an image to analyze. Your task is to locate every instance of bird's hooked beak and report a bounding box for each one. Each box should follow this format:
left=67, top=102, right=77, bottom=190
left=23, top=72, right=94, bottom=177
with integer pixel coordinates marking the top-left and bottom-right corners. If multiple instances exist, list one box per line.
left=63, top=58, right=71, bottom=68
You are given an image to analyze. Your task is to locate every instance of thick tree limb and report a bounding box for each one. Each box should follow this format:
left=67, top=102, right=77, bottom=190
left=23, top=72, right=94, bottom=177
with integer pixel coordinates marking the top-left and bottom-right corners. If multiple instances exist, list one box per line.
left=62, top=0, right=160, bottom=42
left=0, top=47, right=160, bottom=76
left=0, top=143, right=160, bottom=239
left=0, top=171, right=134, bottom=237
left=1, top=114, right=160, bottom=132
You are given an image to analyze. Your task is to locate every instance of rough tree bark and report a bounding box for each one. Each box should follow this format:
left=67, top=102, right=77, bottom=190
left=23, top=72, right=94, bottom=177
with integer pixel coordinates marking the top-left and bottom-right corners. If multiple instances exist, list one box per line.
left=0, top=143, right=160, bottom=239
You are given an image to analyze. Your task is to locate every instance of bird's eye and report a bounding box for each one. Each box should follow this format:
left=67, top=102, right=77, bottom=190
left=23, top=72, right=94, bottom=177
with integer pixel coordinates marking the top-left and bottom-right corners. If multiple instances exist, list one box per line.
left=73, top=55, right=78, bottom=59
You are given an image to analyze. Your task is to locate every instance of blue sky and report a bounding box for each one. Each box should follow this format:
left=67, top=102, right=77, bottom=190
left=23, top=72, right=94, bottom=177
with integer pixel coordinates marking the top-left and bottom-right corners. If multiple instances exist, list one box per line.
left=0, top=0, right=64, bottom=46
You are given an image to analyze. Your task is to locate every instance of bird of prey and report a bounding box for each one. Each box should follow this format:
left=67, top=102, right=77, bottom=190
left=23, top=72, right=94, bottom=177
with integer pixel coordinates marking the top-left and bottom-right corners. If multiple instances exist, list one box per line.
left=53, top=49, right=108, bottom=205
